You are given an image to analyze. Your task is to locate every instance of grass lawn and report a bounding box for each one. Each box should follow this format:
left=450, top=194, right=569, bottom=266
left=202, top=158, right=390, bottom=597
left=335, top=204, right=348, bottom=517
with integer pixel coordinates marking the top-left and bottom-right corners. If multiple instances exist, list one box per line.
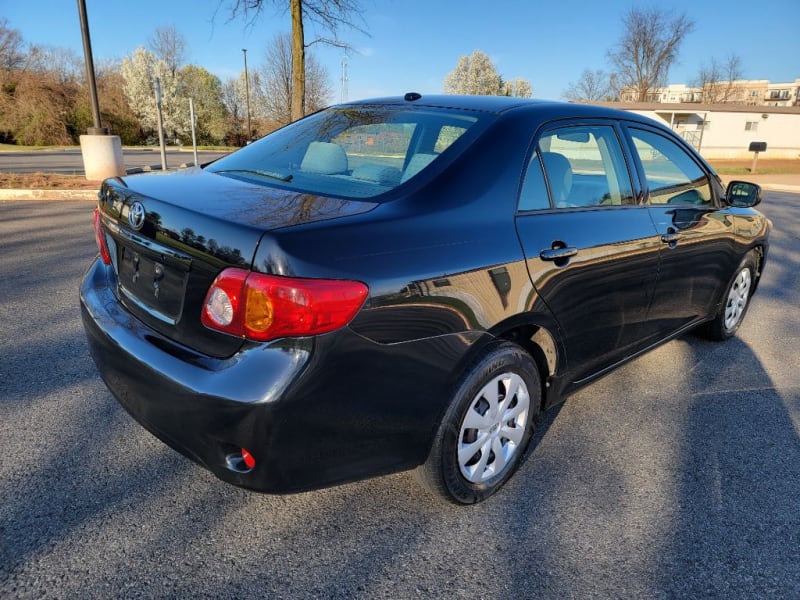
left=707, top=158, right=800, bottom=175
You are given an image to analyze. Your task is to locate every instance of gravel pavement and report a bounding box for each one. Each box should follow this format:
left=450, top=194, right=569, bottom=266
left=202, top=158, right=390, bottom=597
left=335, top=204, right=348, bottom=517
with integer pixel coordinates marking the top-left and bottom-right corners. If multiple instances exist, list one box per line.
left=1, top=195, right=798, bottom=599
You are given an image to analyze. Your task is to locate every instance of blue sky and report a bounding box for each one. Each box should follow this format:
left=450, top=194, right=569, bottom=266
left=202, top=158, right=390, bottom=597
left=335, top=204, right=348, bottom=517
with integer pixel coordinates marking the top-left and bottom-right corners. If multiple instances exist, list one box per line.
left=3, top=0, right=799, bottom=101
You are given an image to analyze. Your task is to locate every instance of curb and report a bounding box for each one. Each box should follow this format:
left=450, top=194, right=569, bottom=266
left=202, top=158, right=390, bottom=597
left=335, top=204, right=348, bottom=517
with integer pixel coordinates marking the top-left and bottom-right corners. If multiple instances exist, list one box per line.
left=759, top=183, right=800, bottom=194
left=0, top=189, right=98, bottom=201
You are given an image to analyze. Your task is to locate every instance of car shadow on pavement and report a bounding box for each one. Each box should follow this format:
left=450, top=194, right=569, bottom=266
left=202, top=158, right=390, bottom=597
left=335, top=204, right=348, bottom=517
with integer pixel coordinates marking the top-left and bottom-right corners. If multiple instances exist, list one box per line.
left=484, top=333, right=800, bottom=598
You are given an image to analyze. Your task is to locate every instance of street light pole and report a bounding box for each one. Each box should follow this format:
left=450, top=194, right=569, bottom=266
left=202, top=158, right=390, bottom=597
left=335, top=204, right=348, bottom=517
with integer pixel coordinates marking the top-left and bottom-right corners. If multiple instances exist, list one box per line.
left=242, top=48, right=252, bottom=143
left=77, top=0, right=107, bottom=135
left=76, top=0, right=125, bottom=181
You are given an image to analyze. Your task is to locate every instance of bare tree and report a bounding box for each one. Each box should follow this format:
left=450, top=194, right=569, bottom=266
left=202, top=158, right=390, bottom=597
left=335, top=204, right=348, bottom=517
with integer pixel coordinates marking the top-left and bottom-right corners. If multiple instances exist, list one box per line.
left=253, top=33, right=331, bottom=126
left=148, top=25, right=188, bottom=76
left=227, top=0, right=364, bottom=122
left=25, top=45, right=83, bottom=85
left=695, top=54, right=744, bottom=104
left=0, top=18, right=25, bottom=72
left=221, top=77, right=247, bottom=144
left=609, top=8, right=694, bottom=102
left=0, top=23, right=86, bottom=145
left=563, top=69, right=613, bottom=102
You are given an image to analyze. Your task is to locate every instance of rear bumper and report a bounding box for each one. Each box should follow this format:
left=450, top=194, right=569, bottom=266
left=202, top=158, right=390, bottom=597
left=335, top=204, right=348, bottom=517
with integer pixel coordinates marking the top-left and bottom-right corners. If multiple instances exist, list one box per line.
left=80, top=258, right=479, bottom=493
left=80, top=258, right=312, bottom=491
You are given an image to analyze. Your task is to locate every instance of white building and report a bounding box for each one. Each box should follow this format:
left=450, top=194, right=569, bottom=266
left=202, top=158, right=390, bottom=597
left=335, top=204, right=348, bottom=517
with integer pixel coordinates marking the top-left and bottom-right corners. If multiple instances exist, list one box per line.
left=596, top=102, right=800, bottom=159
left=619, top=78, right=800, bottom=107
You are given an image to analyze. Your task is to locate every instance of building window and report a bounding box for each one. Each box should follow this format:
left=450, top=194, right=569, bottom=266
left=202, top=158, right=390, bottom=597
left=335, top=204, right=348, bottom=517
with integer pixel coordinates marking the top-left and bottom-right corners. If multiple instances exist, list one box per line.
left=745, top=121, right=758, bottom=131
left=697, top=120, right=711, bottom=130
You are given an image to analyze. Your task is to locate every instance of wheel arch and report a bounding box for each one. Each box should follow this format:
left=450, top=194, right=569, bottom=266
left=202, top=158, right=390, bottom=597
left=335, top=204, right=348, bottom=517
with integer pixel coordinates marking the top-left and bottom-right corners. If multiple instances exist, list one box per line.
left=750, top=243, right=766, bottom=294
left=487, top=313, right=564, bottom=410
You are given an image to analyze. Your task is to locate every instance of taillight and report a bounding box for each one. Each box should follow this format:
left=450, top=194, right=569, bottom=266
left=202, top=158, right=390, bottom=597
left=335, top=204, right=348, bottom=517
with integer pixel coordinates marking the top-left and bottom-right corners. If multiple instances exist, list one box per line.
left=93, top=208, right=112, bottom=265
left=201, top=268, right=368, bottom=342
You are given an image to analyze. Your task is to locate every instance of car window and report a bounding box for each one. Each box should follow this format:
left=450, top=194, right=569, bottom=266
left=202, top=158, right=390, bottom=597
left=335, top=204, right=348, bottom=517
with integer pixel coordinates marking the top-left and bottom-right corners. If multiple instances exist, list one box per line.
left=518, top=151, right=551, bottom=211
left=207, top=107, right=485, bottom=199
left=434, top=125, right=469, bottom=153
left=629, top=128, right=712, bottom=206
left=531, top=125, right=634, bottom=209
left=332, top=123, right=416, bottom=172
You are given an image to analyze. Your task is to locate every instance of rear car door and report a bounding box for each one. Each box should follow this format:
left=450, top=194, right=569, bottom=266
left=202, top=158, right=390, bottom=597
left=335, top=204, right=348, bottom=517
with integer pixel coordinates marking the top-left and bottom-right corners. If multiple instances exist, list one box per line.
left=625, top=125, right=737, bottom=334
left=515, top=122, right=661, bottom=382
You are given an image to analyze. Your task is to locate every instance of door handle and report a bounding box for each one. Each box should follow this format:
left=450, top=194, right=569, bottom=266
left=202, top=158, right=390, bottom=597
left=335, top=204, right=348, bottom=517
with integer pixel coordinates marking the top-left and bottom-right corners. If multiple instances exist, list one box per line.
left=661, top=232, right=680, bottom=244
left=539, top=246, right=578, bottom=261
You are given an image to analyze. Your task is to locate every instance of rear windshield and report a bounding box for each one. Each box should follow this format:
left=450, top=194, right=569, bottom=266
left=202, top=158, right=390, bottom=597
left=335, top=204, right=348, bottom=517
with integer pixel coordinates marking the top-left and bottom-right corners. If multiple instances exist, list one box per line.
left=207, top=106, right=486, bottom=199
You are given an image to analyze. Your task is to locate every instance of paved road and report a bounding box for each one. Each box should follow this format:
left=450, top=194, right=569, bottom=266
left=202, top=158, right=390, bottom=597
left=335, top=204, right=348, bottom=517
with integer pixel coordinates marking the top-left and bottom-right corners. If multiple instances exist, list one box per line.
left=0, top=149, right=229, bottom=174
left=1, top=194, right=798, bottom=598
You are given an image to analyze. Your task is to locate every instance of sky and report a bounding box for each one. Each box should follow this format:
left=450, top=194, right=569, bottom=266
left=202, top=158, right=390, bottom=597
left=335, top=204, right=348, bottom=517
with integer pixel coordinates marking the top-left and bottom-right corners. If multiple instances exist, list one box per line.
left=3, top=0, right=799, bottom=102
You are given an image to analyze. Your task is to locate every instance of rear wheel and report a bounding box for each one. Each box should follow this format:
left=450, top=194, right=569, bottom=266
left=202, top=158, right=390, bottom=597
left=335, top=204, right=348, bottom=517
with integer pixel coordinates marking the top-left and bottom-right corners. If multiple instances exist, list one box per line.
left=701, top=251, right=758, bottom=341
left=415, top=342, right=540, bottom=504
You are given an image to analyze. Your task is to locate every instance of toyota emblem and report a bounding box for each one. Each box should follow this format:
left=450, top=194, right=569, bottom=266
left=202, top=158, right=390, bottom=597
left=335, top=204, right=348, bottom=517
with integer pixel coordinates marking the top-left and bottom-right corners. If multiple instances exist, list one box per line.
left=128, top=201, right=145, bottom=231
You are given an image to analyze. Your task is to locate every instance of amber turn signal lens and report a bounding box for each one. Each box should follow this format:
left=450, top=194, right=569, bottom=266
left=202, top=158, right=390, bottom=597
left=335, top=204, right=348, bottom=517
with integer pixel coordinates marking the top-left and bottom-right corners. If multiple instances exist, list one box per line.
left=244, top=286, right=274, bottom=332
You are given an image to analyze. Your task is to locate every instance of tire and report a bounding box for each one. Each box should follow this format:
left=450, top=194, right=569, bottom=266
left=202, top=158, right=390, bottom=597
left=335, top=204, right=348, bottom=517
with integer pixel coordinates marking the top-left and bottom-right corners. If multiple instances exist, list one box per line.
left=701, top=251, right=758, bottom=341
left=415, top=341, right=541, bottom=504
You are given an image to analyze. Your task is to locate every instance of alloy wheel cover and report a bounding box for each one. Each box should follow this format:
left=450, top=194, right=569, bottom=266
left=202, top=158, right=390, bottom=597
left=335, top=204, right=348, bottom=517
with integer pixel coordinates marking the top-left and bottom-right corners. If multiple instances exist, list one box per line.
left=457, top=372, right=530, bottom=483
left=724, top=268, right=752, bottom=331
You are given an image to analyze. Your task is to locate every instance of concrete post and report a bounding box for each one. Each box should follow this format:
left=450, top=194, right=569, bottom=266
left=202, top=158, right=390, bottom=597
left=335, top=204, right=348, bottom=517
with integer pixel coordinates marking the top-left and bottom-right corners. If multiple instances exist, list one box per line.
left=79, top=135, right=126, bottom=180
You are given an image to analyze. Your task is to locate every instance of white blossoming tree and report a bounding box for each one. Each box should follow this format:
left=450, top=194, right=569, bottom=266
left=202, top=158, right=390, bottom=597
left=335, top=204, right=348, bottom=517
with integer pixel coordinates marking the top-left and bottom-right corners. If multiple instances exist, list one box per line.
left=444, top=50, right=502, bottom=96
left=121, top=47, right=190, bottom=142
left=444, top=50, right=532, bottom=98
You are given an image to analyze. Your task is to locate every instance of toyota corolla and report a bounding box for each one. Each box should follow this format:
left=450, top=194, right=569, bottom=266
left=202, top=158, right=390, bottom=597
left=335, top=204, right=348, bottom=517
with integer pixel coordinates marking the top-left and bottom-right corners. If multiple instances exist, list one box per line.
left=81, top=94, right=770, bottom=504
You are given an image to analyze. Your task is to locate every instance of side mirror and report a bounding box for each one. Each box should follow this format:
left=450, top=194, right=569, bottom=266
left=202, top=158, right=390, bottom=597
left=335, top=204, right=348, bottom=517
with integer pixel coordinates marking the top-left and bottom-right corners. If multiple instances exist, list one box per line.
left=726, top=181, right=762, bottom=208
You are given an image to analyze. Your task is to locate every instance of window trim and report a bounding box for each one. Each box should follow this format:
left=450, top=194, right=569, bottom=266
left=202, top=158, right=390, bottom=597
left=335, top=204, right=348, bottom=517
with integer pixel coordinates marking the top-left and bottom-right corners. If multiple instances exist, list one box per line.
left=516, top=119, right=640, bottom=214
left=620, top=122, right=720, bottom=209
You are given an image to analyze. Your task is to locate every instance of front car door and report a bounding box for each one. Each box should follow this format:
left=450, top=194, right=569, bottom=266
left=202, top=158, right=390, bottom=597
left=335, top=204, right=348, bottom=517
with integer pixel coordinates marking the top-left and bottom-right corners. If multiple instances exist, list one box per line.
left=625, top=125, right=738, bottom=336
left=515, top=122, right=661, bottom=384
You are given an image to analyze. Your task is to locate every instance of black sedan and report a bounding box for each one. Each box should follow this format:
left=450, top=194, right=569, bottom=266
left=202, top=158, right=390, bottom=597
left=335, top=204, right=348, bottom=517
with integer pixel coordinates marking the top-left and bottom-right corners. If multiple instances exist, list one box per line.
left=81, top=94, right=770, bottom=504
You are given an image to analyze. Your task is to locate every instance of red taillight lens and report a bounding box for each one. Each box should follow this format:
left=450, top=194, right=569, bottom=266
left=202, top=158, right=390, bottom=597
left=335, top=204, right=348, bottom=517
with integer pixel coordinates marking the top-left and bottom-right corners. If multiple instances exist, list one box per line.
left=201, top=268, right=368, bottom=342
left=93, top=208, right=112, bottom=265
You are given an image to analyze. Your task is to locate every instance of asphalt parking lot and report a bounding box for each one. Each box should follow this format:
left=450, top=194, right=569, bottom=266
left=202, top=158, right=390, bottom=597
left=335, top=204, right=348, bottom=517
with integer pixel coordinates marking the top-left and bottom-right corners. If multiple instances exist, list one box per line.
left=1, top=194, right=798, bottom=598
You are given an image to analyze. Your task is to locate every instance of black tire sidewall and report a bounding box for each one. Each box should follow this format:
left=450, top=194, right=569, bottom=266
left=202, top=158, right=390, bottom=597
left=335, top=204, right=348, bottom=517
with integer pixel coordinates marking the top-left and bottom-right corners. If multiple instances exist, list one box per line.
left=437, top=343, right=540, bottom=504
left=712, top=253, right=758, bottom=340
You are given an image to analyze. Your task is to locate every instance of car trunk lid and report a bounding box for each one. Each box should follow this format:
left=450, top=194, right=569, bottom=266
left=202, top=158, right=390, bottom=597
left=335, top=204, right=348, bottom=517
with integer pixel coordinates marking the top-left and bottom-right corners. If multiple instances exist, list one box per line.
left=96, top=169, right=377, bottom=357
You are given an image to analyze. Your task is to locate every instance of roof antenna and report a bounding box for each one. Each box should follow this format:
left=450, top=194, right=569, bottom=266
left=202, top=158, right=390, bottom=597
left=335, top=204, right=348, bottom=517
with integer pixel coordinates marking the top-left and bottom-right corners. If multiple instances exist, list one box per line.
left=404, top=92, right=422, bottom=101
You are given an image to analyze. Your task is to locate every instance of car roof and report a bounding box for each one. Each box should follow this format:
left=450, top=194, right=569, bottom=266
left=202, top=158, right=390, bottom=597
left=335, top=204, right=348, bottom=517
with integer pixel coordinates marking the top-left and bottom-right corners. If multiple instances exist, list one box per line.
left=341, top=94, right=648, bottom=122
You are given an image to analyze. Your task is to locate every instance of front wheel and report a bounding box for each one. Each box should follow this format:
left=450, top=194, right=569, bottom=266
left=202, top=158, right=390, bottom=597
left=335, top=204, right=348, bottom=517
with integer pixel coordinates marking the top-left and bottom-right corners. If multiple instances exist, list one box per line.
left=701, top=251, right=758, bottom=341
left=415, top=342, right=541, bottom=504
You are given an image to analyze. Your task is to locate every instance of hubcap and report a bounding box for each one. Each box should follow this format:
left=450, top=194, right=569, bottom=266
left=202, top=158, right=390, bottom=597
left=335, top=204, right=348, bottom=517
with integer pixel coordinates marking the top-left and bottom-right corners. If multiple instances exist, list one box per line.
left=457, top=373, right=530, bottom=483
left=724, top=267, right=751, bottom=331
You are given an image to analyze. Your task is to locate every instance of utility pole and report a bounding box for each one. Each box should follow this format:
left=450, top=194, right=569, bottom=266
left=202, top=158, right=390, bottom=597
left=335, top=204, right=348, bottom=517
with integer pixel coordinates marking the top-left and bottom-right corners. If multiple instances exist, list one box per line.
left=189, top=98, right=198, bottom=167
left=154, top=77, right=167, bottom=170
left=77, top=0, right=106, bottom=134
left=340, top=54, right=349, bottom=103
left=242, top=48, right=252, bottom=143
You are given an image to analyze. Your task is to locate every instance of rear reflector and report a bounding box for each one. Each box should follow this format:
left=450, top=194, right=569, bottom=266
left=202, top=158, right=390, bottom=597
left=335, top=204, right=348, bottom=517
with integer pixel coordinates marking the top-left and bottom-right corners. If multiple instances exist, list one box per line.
left=202, top=268, right=368, bottom=342
left=93, top=208, right=112, bottom=265
left=241, top=448, right=256, bottom=469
